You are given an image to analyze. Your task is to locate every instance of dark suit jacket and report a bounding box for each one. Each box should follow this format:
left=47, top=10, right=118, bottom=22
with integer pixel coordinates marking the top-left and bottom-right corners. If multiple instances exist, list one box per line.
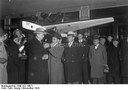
left=89, top=44, right=107, bottom=78
left=25, top=37, right=49, bottom=84
left=77, top=40, right=90, bottom=61
left=62, top=41, right=81, bottom=62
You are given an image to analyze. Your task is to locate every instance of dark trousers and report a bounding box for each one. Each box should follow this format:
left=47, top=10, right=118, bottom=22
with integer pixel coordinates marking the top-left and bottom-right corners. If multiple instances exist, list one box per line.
left=91, top=77, right=105, bottom=84
left=7, top=70, right=19, bottom=84
left=19, top=60, right=27, bottom=84
left=82, top=60, right=89, bottom=84
left=107, top=76, right=120, bottom=84
left=121, top=77, right=128, bottom=84
left=7, top=67, right=19, bottom=84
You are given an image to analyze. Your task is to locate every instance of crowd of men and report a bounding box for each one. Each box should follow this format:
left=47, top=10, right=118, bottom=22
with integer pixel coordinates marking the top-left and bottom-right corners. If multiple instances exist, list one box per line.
left=0, top=27, right=128, bottom=84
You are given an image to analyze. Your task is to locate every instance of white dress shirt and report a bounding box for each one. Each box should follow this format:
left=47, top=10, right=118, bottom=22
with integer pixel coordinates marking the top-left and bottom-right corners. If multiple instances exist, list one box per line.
left=68, top=41, right=73, bottom=47
left=95, top=44, right=99, bottom=49
left=79, top=40, right=83, bottom=43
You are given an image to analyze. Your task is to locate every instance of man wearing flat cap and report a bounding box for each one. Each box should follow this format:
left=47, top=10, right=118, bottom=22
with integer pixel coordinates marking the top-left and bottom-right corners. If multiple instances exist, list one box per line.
left=25, top=28, right=49, bottom=84
left=0, top=28, right=8, bottom=84
left=89, top=36, right=107, bottom=84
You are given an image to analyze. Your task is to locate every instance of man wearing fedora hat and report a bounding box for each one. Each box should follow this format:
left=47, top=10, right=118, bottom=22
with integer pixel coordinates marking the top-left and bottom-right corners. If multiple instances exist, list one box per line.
left=89, top=36, right=107, bottom=84
left=62, top=31, right=82, bottom=84
left=0, top=28, right=8, bottom=84
left=25, top=27, right=49, bottom=84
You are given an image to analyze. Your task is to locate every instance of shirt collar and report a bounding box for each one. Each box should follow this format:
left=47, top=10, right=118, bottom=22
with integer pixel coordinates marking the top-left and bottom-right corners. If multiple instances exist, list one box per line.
left=95, top=44, right=99, bottom=49
left=69, top=41, right=74, bottom=47
left=53, top=43, right=58, bottom=47
left=79, top=39, right=83, bottom=42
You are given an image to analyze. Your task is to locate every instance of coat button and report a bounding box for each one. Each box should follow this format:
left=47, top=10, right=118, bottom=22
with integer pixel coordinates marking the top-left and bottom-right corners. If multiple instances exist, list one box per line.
left=72, top=61, right=74, bottom=63
left=33, top=57, right=37, bottom=60
left=30, top=72, right=34, bottom=76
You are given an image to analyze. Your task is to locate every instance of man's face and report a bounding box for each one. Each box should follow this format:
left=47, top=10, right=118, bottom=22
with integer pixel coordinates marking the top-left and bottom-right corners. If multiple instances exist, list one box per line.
left=15, top=30, right=21, bottom=37
left=74, top=32, right=77, bottom=37
left=84, top=32, right=88, bottom=37
left=88, top=32, right=90, bottom=36
left=107, top=36, right=113, bottom=42
left=93, top=39, right=99, bottom=46
left=52, top=37, right=59, bottom=44
left=113, top=41, right=119, bottom=46
left=78, top=34, right=83, bottom=40
left=67, top=35, right=74, bottom=43
left=37, top=33, right=44, bottom=40
left=100, top=38, right=106, bottom=45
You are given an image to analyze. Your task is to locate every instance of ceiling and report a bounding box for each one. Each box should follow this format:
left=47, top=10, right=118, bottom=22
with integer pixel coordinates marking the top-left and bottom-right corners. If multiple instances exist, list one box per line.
left=1, top=0, right=128, bottom=19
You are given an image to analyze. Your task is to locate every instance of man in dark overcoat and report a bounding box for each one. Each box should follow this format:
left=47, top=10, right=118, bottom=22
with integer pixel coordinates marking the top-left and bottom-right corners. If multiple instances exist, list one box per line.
left=25, top=28, right=49, bottom=84
left=106, top=35, right=113, bottom=83
left=77, top=33, right=90, bottom=84
left=62, top=31, right=82, bottom=84
left=6, top=38, right=20, bottom=84
left=107, top=39, right=121, bottom=84
left=120, top=37, right=128, bottom=84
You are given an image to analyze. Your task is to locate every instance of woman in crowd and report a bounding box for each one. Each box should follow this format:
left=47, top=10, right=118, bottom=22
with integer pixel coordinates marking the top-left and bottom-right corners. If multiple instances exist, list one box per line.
left=48, top=33, right=65, bottom=84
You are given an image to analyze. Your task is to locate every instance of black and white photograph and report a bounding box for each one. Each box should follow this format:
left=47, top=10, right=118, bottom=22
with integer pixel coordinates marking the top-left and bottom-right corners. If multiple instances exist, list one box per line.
left=0, top=0, right=128, bottom=89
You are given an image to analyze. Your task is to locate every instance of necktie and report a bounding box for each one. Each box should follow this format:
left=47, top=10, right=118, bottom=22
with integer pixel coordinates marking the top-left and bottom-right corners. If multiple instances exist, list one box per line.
left=69, top=43, right=72, bottom=47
